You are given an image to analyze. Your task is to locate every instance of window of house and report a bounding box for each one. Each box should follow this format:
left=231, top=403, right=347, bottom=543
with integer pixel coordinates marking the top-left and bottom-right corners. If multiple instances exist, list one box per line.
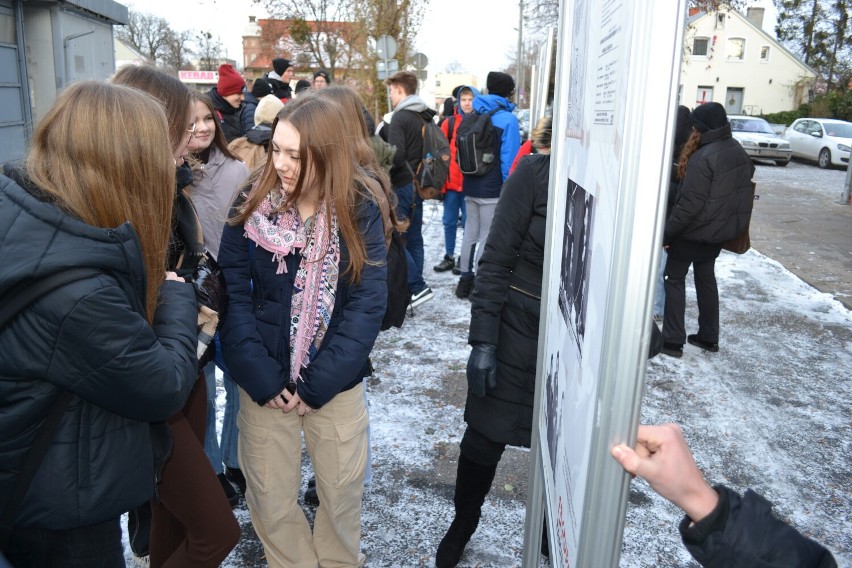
left=716, top=13, right=726, bottom=28
left=692, top=37, right=709, bottom=57
left=696, top=86, right=714, bottom=106
left=760, top=46, right=770, bottom=62
left=727, top=38, right=745, bottom=60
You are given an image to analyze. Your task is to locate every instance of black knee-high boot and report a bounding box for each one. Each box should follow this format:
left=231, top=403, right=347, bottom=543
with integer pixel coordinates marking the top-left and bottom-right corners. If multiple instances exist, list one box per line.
left=435, top=454, right=498, bottom=568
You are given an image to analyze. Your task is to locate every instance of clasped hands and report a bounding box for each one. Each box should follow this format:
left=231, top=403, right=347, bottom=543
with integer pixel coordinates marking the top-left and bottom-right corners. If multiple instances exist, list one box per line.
left=264, top=387, right=315, bottom=416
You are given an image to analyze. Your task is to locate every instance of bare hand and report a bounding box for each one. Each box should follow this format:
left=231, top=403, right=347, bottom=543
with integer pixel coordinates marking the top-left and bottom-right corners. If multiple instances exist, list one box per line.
left=611, top=423, right=719, bottom=523
left=165, top=271, right=185, bottom=282
left=264, top=389, right=290, bottom=410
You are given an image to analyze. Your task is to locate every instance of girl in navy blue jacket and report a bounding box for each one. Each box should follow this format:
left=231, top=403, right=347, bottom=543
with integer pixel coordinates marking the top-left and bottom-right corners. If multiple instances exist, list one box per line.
left=218, top=95, right=387, bottom=567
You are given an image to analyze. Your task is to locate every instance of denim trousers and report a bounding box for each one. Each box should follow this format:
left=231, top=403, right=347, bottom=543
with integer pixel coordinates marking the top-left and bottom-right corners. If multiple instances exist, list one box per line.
left=204, top=336, right=240, bottom=472
left=6, top=517, right=124, bottom=568
left=441, top=190, right=466, bottom=257
left=653, top=248, right=668, bottom=317
left=394, top=183, right=426, bottom=294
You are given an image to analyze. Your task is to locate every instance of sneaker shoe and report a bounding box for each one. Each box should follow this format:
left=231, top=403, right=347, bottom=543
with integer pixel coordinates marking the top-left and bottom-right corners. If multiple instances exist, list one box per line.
left=410, top=286, right=435, bottom=309
left=660, top=342, right=683, bottom=358
left=455, top=276, right=474, bottom=299
left=687, top=334, right=719, bottom=352
left=304, top=476, right=319, bottom=506
left=217, top=473, right=240, bottom=508
left=433, top=255, right=455, bottom=272
left=225, top=466, right=247, bottom=495
left=451, top=256, right=461, bottom=275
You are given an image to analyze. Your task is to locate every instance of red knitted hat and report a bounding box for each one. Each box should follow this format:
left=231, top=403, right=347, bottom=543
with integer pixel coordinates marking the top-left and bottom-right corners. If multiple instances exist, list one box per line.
left=217, top=64, right=245, bottom=97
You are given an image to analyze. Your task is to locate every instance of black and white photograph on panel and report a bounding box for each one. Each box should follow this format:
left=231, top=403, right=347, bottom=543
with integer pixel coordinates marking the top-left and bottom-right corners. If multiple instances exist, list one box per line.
left=544, top=351, right=563, bottom=478
left=558, top=179, right=595, bottom=352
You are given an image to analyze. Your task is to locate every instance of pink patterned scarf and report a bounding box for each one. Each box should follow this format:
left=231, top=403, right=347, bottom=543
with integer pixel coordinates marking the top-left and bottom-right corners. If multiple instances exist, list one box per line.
left=244, top=189, right=340, bottom=383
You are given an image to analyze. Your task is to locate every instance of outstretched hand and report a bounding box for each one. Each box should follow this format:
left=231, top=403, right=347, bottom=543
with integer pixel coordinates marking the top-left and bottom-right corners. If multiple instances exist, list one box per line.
left=611, top=423, right=719, bottom=523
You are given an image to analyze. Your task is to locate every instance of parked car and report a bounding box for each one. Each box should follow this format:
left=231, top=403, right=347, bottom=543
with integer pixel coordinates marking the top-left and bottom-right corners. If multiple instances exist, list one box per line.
left=784, top=118, right=852, bottom=169
left=728, top=115, right=792, bottom=167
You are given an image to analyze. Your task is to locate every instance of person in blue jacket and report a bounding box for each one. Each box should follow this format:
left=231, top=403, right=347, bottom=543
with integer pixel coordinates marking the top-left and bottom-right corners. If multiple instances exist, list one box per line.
left=455, top=72, right=521, bottom=299
left=218, top=94, right=387, bottom=568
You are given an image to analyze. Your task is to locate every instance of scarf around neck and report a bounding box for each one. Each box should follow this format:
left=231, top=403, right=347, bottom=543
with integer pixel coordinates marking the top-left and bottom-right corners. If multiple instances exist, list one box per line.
left=244, top=188, right=340, bottom=383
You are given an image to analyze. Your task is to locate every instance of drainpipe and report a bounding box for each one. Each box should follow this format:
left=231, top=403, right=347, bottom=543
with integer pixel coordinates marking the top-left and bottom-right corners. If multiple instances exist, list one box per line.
left=63, top=28, right=95, bottom=87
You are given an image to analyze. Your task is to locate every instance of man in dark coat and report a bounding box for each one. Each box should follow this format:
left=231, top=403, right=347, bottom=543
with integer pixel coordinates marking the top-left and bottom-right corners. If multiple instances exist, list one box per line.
left=207, top=64, right=248, bottom=143
left=266, top=57, right=294, bottom=101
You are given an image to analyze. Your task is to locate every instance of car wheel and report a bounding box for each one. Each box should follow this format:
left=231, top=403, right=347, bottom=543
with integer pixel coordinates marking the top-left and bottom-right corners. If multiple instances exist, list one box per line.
left=818, top=148, right=831, bottom=169
left=775, top=159, right=789, bottom=167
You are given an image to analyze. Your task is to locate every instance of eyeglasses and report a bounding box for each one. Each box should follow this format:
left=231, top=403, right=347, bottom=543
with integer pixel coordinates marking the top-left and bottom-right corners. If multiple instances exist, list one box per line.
left=186, top=122, right=197, bottom=138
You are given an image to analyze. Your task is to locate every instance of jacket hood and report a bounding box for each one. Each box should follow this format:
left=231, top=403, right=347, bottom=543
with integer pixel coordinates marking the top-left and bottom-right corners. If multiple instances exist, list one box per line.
left=395, top=94, right=429, bottom=114
left=246, top=124, right=273, bottom=145
left=699, top=123, right=733, bottom=146
left=0, top=165, right=147, bottom=302
left=456, top=85, right=481, bottom=116
left=207, top=87, right=238, bottom=114
left=473, top=93, right=516, bottom=114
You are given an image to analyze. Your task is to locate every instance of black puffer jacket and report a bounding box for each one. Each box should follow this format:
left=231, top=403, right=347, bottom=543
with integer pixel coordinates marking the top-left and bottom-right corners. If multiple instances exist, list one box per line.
left=665, top=124, right=754, bottom=245
left=0, top=170, right=198, bottom=530
left=466, top=154, right=549, bottom=447
left=681, top=486, right=837, bottom=568
left=207, top=87, right=246, bottom=143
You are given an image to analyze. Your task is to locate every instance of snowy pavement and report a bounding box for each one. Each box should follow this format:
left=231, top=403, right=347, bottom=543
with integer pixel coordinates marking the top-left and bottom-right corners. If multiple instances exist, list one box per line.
left=126, top=178, right=851, bottom=567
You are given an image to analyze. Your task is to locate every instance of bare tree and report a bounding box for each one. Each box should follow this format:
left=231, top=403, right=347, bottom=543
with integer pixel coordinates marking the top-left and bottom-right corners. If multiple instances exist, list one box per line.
left=115, top=10, right=174, bottom=64
left=196, top=31, right=225, bottom=71
left=162, top=29, right=195, bottom=72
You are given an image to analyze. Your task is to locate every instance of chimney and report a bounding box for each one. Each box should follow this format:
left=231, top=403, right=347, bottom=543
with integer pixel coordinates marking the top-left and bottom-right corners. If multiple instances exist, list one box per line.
left=747, top=7, right=765, bottom=29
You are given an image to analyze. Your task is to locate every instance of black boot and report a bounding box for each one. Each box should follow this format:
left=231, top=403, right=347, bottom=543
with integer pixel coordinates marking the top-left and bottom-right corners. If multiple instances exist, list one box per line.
left=435, top=455, right=498, bottom=568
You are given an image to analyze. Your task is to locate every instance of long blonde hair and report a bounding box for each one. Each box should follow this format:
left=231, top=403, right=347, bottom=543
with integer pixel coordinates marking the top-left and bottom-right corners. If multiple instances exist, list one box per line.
left=26, top=81, right=174, bottom=322
left=233, top=96, right=373, bottom=282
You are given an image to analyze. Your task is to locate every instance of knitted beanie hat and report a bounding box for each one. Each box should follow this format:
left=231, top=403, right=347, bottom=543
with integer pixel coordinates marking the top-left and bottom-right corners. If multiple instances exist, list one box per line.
left=251, top=77, right=273, bottom=99
left=486, top=71, right=515, bottom=98
left=254, top=94, right=284, bottom=127
left=272, top=58, right=292, bottom=76
left=294, top=79, right=311, bottom=94
left=691, top=102, right=728, bottom=133
left=217, top=64, right=245, bottom=97
left=313, top=69, right=331, bottom=84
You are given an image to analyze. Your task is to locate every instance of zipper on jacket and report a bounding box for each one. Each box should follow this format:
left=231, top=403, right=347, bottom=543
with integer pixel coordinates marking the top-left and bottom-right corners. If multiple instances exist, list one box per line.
left=509, top=284, right=541, bottom=301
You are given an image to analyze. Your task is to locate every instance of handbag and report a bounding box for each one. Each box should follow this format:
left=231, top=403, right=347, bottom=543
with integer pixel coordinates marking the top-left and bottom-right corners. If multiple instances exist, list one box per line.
left=722, top=182, right=756, bottom=255
left=0, top=268, right=100, bottom=552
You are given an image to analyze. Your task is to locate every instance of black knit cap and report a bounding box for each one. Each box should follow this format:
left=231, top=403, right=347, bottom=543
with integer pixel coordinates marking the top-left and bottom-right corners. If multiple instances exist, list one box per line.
left=691, top=102, right=728, bottom=133
left=272, top=58, right=291, bottom=75
left=295, top=79, right=311, bottom=94
left=251, top=77, right=273, bottom=99
left=451, top=85, right=465, bottom=98
left=486, top=71, right=515, bottom=98
left=313, top=69, right=331, bottom=84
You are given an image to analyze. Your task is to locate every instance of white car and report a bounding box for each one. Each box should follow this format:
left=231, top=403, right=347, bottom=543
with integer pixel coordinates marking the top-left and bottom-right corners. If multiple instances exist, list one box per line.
left=784, top=118, right=852, bottom=169
left=728, top=115, right=792, bottom=167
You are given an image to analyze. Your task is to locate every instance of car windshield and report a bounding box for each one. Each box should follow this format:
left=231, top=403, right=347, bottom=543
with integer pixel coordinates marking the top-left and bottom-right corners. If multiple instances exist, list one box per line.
left=730, top=118, right=776, bottom=135
left=822, top=122, right=852, bottom=138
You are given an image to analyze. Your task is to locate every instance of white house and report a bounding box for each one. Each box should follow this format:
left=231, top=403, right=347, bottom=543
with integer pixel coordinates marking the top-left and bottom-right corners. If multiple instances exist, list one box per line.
left=680, top=6, right=817, bottom=115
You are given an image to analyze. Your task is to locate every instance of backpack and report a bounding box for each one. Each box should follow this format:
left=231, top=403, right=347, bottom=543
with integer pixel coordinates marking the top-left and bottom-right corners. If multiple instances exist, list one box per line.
left=406, top=113, right=451, bottom=200
left=456, top=109, right=499, bottom=176
left=381, top=229, right=409, bottom=330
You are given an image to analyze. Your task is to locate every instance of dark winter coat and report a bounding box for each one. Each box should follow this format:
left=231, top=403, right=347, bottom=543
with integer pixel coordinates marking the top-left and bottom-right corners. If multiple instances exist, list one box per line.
left=219, top=199, right=387, bottom=409
left=387, top=102, right=436, bottom=189
left=466, top=154, right=549, bottom=447
left=462, top=94, right=521, bottom=200
left=665, top=124, right=754, bottom=246
left=241, top=92, right=260, bottom=135
left=207, top=87, right=246, bottom=144
left=266, top=76, right=292, bottom=101
left=0, top=170, right=198, bottom=530
left=681, top=486, right=837, bottom=568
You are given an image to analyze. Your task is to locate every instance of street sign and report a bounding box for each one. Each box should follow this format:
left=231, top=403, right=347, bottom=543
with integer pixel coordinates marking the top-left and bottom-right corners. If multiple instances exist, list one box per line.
left=410, top=52, right=428, bottom=70
left=376, top=35, right=397, bottom=60
left=376, top=59, right=399, bottom=80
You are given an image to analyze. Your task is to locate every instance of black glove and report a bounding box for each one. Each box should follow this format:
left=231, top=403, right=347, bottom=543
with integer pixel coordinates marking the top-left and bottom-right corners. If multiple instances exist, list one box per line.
left=466, top=343, right=497, bottom=398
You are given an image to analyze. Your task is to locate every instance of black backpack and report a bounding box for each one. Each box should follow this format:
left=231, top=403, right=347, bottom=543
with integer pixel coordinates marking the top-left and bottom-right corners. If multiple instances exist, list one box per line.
left=381, top=229, right=409, bottom=330
left=456, top=109, right=499, bottom=176
left=406, top=114, right=451, bottom=200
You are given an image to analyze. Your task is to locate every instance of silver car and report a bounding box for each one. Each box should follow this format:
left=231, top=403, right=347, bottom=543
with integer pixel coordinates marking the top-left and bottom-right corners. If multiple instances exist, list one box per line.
left=784, top=118, right=852, bottom=169
left=728, top=115, right=792, bottom=167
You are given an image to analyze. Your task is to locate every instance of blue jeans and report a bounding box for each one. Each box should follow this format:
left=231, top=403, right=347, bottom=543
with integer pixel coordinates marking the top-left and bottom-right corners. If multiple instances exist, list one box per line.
left=653, top=248, right=667, bottom=317
left=204, top=337, right=240, bottom=472
left=442, top=190, right=466, bottom=257
left=7, top=517, right=124, bottom=567
left=394, top=183, right=426, bottom=294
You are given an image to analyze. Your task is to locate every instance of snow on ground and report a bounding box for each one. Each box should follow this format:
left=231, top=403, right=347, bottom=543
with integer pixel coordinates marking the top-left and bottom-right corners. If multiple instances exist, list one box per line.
left=125, top=186, right=851, bottom=567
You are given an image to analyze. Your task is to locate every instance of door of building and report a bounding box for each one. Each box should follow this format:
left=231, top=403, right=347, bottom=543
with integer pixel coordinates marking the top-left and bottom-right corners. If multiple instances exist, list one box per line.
left=725, top=87, right=744, bottom=115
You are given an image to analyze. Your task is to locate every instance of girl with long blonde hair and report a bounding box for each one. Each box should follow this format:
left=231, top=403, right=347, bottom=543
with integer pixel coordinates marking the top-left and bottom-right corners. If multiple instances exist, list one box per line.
left=0, top=81, right=198, bottom=567
left=219, top=95, right=387, bottom=567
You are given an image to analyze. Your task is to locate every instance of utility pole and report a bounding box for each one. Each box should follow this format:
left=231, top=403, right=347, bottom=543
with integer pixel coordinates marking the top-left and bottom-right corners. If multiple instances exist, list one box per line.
left=516, top=0, right=524, bottom=106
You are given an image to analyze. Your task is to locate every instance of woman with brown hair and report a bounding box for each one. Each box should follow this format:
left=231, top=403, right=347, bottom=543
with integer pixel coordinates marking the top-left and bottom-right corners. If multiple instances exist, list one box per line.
left=111, top=68, right=240, bottom=567
left=0, top=81, right=198, bottom=567
left=218, top=95, right=387, bottom=567
left=661, top=102, right=754, bottom=358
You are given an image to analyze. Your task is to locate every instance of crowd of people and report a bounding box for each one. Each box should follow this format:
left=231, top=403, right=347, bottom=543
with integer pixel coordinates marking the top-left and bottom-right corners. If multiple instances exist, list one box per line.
left=0, top=54, right=838, bottom=568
